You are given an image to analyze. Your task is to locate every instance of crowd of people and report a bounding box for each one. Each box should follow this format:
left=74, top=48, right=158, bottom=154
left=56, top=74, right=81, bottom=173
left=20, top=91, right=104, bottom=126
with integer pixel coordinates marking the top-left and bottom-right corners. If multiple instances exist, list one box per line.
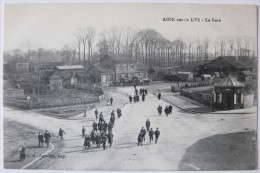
left=138, top=119, right=160, bottom=146
left=82, top=107, right=122, bottom=151
left=129, top=87, right=148, bottom=103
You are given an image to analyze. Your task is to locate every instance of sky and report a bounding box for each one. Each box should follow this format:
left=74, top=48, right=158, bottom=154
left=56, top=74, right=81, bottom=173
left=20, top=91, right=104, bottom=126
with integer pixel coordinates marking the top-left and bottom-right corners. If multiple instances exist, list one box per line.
left=3, top=3, right=258, bottom=52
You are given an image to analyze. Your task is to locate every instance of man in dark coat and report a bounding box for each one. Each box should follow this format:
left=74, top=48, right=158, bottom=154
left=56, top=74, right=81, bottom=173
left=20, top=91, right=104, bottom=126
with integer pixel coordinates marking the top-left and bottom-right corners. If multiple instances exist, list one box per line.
left=111, top=110, right=115, bottom=119
left=103, top=121, right=108, bottom=134
left=107, top=131, right=114, bottom=147
left=145, top=89, right=148, bottom=95
left=59, top=128, right=66, bottom=141
left=108, top=121, right=113, bottom=132
left=136, top=95, right=140, bottom=102
left=92, top=121, right=97, bottom=131
left=138, top=133, right=143, bottom=146
left=142, top=93, right=145, bottom=101
left=99, top=112, right=104, bottom=122
left=164, top=106, right=169, bottom=116
left=135, top=89, right=138, bottom=95
left=98, top=121, right=102, bottom=133
left=133, top=95, right=137, bottom=103
left=110, top=116, right=115, bottom=126
left=155, top=128, right=160, bottom=144
left=44, top=130, right=51, bottom=147
left=117, top=108, right=122, bottom=118
left=140, top=127, right=146, bottom=141
left=94, top=108, right=99, bottom=120
left=84, top=135, right=91, bottom=150
left=129, top=95, right=133, bottom=103
left=145, top=119, right=150, bottom=132
left=102, top=134, right=107, bottom=150
left=149, top=128, right=154, bottom=143
left=158, top=92, right=161, bottom=100
left=168, top=105, right=173, bottom=114
left=157, top=105, right=162, bottom=115
left=38, top=132, right=44, bottom=147
left=110, top=97, right=113, bottom=106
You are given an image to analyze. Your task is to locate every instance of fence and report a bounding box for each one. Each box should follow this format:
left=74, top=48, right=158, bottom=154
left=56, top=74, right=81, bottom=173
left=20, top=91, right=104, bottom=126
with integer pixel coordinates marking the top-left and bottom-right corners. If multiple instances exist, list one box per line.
left=180, top=89, right=212, bottom=106
left=4, top=95, right=101, bottom=110
left=171, top=81, right=211, bottom=92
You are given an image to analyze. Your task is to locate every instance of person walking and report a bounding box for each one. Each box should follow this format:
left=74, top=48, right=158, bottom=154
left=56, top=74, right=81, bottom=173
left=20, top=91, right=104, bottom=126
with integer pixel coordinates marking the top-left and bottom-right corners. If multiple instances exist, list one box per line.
left=157, top=105, right=162, bottom=115
left=137, top=133, right=143, bottom=146
left=140, top=127, right=146, bottom=142
left=149, top=128, right=154, bottom=143
left=145, top=88, right=148, bottom=95
left=145, top=119, right=150, bottom=132
left=133, top=95, right=137, bottom=103
left=38, top=132, right=44, bottom=147
left=94, top=108, right=99, bottom=120
left=110, top=97, right=113, bottom=106
left=164, top=106, right=169, bottom=116
left=135, top=89, right=138, bottom=95
left=108, top=121, right=113, bottom=133
left=103, top=121, right=108, bottom=134
left=102, top=134, right=107, bottom=150
left=99, top=112, right=104, bottom=122
left=44, top=130, right=51, bottom=147
left=117, top=108, right=122, bottom=118
left=158, top=92, right=161, bottom=100
left=136, top=95, right=140, bottom=102
left=98, top=121, right=102, bottom=133
left=168, top=105, right=173, bottom=115
left=19, top=145, right=26, bottom=160
left=142, top=93, right=145, bottom=101
left=155, top=128, right=160, bottom=144
left=82, top=126, right=86, bottom=138
left=92, top=121, right=98, bottom=131
left=59, top=128, right=66, bottom=141
left=129, top=95, right=133, bottom=103
left=84, top=135, right=91, bottom=150
left=107, top=131, right=114, bottom=147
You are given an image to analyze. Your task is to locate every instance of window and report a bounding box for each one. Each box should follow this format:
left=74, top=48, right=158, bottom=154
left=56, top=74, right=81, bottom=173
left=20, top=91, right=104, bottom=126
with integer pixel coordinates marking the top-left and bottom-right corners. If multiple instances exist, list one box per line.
left=130, top=64, right=134, bottom=70
left=236, top=94, right=241, bottom=104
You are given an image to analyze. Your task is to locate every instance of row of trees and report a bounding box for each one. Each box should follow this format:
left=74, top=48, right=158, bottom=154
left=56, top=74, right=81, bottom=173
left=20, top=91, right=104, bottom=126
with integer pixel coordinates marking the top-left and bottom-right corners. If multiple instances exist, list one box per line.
left=4, top=26, right=256, bottom=69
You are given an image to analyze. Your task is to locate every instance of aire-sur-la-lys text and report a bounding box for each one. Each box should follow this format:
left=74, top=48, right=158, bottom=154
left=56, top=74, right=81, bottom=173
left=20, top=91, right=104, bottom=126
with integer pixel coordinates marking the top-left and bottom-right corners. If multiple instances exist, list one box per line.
left=162, top=17, right=221, bottom=22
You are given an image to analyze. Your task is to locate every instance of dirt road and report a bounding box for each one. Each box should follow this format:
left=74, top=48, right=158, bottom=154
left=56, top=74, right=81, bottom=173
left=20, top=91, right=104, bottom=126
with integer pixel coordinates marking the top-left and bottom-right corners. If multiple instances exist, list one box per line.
left=3, top=86, right=256, bottom=170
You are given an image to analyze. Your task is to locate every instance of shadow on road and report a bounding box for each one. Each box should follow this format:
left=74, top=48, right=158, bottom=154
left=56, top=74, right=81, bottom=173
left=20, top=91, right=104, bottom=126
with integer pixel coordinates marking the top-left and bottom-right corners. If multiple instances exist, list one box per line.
left=178, top=131, right=257, bottom=171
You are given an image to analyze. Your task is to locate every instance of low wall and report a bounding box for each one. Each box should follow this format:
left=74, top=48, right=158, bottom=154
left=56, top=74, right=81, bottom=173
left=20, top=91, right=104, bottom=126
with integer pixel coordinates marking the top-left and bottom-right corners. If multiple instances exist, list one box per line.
left=171, top=81, right=211, bottom=92
left=180, top=89, right=211, bottom=106
left=4, top=95, right=100, bottom=110
left=244, top=93, right=254, bottom=108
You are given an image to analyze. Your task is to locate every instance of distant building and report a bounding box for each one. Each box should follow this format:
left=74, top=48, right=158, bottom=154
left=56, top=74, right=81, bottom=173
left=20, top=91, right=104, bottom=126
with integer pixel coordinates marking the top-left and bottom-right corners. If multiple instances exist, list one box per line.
left=238, top=70, right=255, bottom=81
left=16, top=63, right=29, bottom=73
left=88, top=53, right=148, bottom=86
left=199, top=56, right=257, bottom=76
left=49, top=73, right=63, bottom=90
left=177, top=72, right=194, bottom=81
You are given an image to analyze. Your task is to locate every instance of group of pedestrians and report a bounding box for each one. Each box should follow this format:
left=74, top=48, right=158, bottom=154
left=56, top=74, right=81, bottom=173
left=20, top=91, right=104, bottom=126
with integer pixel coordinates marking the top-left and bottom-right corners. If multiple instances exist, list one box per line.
left=157, top=105, right=173, bottom=116
left=82, top=107, right=122, bottom=151
left=37, top=130, right=51, bottom=148
left=129, top=87, right=148, bottom=103
left=138, top=119, right=160, bottom=146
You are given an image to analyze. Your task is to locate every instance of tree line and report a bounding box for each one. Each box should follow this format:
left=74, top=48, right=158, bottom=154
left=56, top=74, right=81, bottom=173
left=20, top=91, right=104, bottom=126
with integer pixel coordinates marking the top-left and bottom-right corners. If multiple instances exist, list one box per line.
left=4, top=26, right=256, bottom=69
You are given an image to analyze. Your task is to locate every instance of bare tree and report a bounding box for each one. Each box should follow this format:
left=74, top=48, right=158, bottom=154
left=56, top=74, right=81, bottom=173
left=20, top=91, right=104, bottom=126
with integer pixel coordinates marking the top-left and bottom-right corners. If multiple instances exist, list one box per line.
left=74, top=29, right=83, bottom=65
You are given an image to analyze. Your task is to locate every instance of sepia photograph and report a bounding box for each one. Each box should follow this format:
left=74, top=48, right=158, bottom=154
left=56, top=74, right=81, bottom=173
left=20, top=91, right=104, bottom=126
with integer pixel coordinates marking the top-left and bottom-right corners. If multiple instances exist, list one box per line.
left=1, top=2, right=258, bottom=171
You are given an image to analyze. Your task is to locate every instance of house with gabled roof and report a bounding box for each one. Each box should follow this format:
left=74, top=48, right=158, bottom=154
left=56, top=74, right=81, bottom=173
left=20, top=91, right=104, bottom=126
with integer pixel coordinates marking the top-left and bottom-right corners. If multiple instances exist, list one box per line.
left=88, top=53, right=148, bottom=86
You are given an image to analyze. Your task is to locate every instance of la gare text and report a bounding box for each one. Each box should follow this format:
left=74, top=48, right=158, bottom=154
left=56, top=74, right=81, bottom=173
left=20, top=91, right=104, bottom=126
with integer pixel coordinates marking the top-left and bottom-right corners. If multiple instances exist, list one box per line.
left=162, top=17, right=221, bottom=22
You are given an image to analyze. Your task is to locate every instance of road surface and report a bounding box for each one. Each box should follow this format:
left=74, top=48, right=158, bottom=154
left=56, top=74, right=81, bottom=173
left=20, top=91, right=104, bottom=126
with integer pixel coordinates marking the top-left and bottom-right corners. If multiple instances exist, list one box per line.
left=3, top=86, right=256, bottom=170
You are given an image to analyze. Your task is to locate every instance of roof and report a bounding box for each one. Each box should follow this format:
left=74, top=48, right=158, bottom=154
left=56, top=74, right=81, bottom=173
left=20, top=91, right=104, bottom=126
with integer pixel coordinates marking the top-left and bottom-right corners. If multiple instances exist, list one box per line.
left=55, top=65, right=85, bottom=70
left=241, top=70, right=254, bottom=76
left=149, top=67, right=164, bottom=73
left=136, top=62, right=148, bottom=72
left=214, top=76, right=244, bottom=88
left=177, top=72, right=192, bottom=75
left=203, top=56, right=256, bottom=69
left=102, top=53, right=139, bottom=63
left=49, top=73, right=62, bottom=80
left=92, top=63, right=114, bottom=73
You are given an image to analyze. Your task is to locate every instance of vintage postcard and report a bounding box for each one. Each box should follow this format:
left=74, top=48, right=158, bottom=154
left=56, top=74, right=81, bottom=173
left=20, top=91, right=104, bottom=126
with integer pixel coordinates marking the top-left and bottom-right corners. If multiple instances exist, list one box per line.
left=2, top=3, right=258, bottom=171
